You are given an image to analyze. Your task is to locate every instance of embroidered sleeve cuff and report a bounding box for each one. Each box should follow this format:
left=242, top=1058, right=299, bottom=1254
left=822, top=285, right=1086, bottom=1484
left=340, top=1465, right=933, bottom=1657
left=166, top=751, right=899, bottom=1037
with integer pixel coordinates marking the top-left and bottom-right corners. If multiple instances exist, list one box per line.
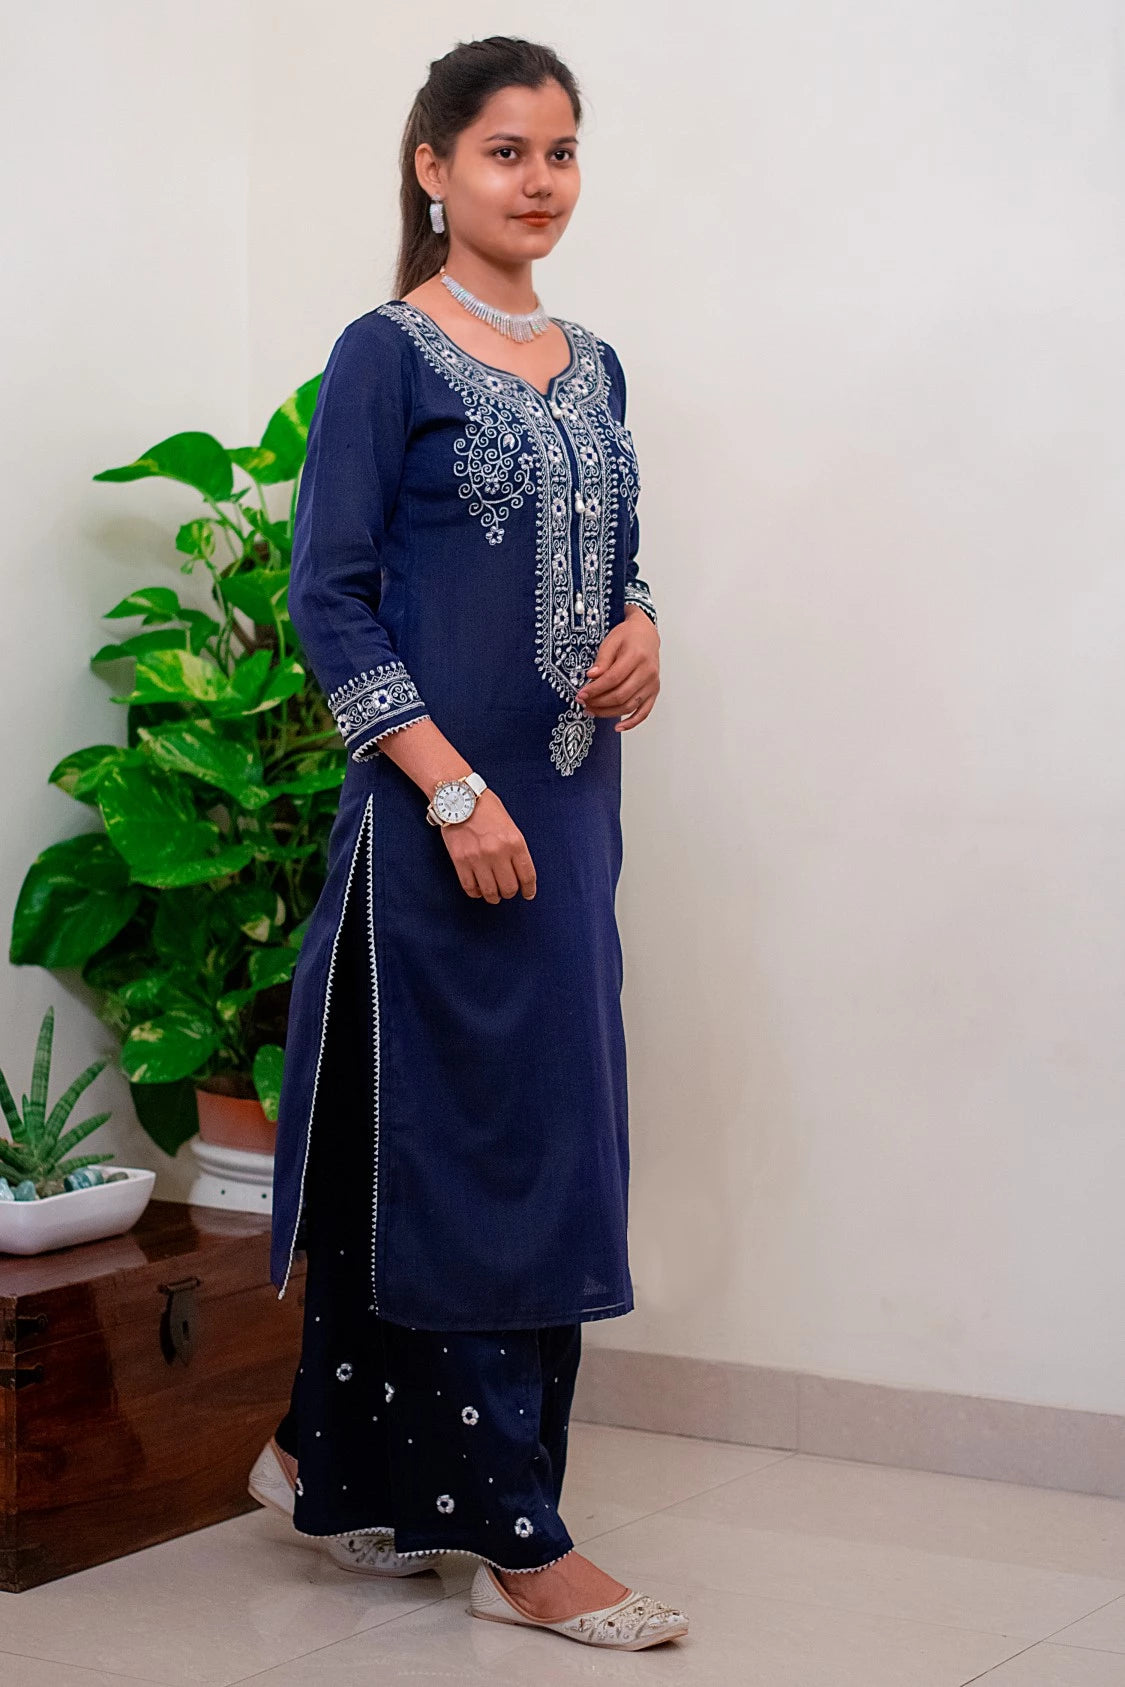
left=326, top=662, right=430, bottom=763
left=624, top=581, right=659, bottom=628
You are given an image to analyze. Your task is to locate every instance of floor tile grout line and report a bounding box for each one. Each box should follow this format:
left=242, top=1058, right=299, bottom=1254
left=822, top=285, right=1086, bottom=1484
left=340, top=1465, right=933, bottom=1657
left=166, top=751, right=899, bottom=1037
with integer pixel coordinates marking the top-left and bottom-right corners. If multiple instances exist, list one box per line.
left=569, top=1441, right=1125, bottom=1594
left=1032, top=1588, right=1125, bottom=1649
left=574, top=1419, right=796, bottom=1457
left=217, top=1586, right=475, bottom=1686
left=221, top=1553, right=1053, bottom=1681
left=560, top=1462, right=1125, bottom=1651
left=795, top=1446, right=1125, bottom=1505
left=565, top=1446, right=801, bottom=1547
left=372, top=1556, right=1107, bottom=1660
left=571, top=1502, right=1125, bottom=1641
left=958, top=1640, right=1046, bottom=1684
left=1050, top=1637, right=1125, bottom=1657
left=0, top=1642, right=177, bottom=1687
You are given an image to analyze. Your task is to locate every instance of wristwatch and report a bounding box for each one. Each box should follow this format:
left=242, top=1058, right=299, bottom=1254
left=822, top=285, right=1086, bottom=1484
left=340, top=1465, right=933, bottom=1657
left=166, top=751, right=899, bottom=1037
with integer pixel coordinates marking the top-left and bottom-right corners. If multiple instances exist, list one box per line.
left=425, top=769, right=488, bottom=827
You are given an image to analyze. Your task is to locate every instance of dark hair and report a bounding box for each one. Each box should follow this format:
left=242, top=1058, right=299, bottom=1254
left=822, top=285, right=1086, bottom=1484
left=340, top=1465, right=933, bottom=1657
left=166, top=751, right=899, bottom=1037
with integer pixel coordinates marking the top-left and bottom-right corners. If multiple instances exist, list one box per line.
left=395, top=36, right=582, bottom=299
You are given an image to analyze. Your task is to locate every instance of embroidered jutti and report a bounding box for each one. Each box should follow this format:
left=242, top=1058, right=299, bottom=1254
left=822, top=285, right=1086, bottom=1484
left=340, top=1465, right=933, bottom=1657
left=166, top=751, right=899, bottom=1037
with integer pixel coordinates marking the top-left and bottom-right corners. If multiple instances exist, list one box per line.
left=269, top=300, right=658, bottom=1330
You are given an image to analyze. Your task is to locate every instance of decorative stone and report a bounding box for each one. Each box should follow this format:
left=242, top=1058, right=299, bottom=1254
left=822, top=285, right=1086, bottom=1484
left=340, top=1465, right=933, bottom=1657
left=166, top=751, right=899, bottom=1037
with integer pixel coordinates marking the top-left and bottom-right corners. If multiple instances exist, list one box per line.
left=0, top=1178, right=14, bottom=1202
left=12, top=1180, right=38, bottom=1201
left=63, top=1167, right=105, bottom=1192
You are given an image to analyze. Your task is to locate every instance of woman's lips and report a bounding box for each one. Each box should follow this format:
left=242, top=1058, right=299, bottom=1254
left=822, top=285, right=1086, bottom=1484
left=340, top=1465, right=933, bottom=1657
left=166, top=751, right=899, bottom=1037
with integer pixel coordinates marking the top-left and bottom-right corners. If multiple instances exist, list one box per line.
left=516, top=213, right=553, bottom=224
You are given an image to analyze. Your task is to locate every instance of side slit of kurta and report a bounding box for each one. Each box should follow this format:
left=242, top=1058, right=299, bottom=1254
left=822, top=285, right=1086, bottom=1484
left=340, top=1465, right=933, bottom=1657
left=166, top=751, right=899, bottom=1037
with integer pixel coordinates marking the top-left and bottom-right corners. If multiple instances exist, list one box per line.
left=279, top=794, right=376, bottom=1301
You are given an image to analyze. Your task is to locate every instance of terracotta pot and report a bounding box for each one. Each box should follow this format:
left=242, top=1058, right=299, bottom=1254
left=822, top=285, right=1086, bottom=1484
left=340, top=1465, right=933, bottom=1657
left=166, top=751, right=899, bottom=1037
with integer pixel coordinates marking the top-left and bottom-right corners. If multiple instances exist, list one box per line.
left=194, top=1086, right=277, bottom=1156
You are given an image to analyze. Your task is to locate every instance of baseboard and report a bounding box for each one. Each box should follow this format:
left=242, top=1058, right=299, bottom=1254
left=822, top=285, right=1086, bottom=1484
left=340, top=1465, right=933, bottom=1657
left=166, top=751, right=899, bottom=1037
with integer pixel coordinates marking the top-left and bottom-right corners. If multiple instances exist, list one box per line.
left=571, top=1346, right=1125, bottom=1501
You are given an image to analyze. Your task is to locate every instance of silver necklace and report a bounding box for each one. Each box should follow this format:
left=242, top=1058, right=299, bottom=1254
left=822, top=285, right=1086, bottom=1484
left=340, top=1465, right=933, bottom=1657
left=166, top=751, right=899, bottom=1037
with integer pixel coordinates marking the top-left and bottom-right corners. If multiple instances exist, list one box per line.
left=438, top=264, right=551, bottom=343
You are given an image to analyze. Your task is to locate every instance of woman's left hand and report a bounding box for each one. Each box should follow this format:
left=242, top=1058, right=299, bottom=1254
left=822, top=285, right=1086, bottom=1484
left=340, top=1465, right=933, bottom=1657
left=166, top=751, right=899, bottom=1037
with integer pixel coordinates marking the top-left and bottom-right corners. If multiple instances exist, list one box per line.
left=575, top=607, right=660, bottom=732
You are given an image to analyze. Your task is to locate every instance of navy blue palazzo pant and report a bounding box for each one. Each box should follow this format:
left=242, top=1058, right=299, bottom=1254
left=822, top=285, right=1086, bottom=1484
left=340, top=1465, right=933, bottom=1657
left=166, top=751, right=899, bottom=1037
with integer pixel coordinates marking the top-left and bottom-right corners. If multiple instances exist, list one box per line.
left=271, top=839, right=581, bottom=1572
left=273, top=1291, right=580, bottom=1570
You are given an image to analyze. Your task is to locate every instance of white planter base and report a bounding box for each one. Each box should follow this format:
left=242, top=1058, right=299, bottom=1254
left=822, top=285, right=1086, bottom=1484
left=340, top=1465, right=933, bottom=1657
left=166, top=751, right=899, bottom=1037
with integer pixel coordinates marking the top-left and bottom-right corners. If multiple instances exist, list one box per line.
left=187, top=1137, right=274, bottom=1213
left=0, top=1167, right=156, bottom=1256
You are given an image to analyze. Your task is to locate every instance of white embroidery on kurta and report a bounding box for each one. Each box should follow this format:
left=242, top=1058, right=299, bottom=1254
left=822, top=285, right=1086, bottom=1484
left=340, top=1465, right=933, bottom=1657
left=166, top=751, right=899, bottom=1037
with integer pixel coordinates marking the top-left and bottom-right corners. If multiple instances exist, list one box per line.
left=625, top=581, right=658, bottom=625
left=326, top=660, right=425, bottom=756
left=377, top=303, right=639, bottom=776
left=436, top=1494, right=455, bottom=1514
left=514, top=1516, right=534, bottom=1537
left=336, top=1362, right=353, bottom=1381
left=461, top=1405, right=479, bottom=1425
left=457, top=426, right=535, bottom=545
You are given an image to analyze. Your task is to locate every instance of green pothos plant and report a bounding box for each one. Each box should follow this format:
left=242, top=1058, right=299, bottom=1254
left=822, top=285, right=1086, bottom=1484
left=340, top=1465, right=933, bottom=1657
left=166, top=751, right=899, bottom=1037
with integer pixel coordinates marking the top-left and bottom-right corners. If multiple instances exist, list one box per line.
left=9, top=371, right=341, bottom=1156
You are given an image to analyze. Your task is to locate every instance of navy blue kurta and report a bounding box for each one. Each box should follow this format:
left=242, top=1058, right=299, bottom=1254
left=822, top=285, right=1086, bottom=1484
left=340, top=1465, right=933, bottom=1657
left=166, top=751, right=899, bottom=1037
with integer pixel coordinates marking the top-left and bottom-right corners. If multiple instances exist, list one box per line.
left=269, top=299, right=658, bottom=1328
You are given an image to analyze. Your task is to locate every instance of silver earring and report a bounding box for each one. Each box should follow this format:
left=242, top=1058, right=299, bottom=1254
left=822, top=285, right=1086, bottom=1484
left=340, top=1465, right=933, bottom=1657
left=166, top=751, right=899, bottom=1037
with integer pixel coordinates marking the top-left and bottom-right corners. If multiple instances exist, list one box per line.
left=429, top=197, right=445, bottom=235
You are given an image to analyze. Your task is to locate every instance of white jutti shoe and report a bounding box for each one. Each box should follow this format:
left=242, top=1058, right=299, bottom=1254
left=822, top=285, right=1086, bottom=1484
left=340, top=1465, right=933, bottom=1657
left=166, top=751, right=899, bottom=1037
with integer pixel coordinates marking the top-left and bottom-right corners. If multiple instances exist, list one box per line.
left=247, top=1438, right=440, bottom=1577
left=467, top=1560, right=690, bottom=1650
left=322, top=1534, right=441, bottom=1576
left=247, top=1437, right=297, bottom=1517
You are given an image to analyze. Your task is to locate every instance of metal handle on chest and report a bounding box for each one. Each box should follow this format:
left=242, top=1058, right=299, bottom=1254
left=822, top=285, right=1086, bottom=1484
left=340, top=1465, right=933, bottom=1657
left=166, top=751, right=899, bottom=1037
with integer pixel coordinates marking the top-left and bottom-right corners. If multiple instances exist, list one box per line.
left=158, top=1275, right=201, bottom=1366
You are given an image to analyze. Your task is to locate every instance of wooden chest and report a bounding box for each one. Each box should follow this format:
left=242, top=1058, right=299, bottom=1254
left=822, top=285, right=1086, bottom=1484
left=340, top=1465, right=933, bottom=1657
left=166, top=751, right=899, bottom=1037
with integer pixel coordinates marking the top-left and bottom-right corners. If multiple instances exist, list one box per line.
left=0, top=1198, right=305, bottom=1591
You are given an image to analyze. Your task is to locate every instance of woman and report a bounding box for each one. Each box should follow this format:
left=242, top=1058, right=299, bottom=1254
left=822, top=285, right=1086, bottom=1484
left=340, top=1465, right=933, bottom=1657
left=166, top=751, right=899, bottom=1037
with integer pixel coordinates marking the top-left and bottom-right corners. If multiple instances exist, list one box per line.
left=248, top=36, right=688, bottom=1652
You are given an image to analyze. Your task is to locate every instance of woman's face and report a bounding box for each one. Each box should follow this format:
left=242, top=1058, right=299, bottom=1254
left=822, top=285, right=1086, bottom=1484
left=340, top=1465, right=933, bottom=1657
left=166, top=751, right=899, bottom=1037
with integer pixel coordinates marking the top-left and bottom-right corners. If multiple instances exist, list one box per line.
left=421, top=79, right=581, bottom=264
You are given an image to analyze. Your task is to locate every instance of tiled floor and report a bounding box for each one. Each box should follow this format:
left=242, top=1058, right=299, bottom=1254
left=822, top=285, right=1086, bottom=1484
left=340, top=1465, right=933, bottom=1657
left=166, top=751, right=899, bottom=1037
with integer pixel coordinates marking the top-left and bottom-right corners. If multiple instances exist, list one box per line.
left=2, top=1422, right=1125, bottom=1684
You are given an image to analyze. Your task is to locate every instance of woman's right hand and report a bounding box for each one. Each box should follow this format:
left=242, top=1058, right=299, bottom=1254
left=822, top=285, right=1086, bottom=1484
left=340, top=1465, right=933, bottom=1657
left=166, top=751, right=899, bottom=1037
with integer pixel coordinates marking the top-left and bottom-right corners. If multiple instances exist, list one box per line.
left=441, top=789, right=537, bottom=903
left=364, top=717, right=537, bottom=902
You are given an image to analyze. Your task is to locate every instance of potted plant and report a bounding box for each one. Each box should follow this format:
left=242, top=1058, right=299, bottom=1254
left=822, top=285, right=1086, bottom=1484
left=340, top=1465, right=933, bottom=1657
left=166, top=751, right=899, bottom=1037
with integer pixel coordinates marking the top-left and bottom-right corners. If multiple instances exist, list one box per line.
left=9, top=374, right=339, bottom=1190
left=0, top=1005, right=154, bottom=1255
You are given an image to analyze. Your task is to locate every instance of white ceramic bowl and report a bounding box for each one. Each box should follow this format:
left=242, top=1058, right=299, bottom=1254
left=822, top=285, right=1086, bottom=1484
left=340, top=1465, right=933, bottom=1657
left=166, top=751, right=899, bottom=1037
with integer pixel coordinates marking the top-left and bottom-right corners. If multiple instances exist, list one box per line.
left=0, top=1166, right=156, bottom=1255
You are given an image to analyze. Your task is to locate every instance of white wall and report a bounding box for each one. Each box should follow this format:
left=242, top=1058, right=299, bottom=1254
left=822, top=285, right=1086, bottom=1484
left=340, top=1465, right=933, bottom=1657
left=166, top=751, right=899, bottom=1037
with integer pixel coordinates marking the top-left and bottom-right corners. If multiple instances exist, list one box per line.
left=5, top=1, right=1124, bottom=1414
left=0, top=3, right=250, bottom=1198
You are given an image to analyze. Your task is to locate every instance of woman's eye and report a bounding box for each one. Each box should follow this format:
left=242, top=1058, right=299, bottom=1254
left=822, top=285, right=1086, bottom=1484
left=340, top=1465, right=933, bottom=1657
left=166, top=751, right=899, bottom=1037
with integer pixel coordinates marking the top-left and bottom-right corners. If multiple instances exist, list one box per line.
left=491, top=147, right=576, bottom=163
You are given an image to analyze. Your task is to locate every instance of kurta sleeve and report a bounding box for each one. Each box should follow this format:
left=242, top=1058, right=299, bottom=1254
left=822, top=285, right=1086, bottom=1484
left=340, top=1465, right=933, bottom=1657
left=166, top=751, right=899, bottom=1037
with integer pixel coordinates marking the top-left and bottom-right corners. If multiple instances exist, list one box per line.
left=623, top=508, right=658, bottom=628
left=601, top=339, right=658, bottom=630
left=289, top=315, right=431, bottom=761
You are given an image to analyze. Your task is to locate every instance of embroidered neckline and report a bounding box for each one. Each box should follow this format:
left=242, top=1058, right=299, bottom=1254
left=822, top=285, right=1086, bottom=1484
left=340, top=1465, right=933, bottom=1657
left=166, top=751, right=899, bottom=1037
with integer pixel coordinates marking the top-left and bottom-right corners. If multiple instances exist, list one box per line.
left=386, top=300, right=577, bottom=400
left=377, top=301, right=636, bottom=776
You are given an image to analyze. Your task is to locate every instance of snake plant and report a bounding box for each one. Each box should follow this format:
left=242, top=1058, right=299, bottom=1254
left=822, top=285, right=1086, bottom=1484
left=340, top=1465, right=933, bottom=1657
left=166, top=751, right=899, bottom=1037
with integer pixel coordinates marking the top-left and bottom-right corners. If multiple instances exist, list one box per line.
left=0, top=1005, right=114, bottom=1197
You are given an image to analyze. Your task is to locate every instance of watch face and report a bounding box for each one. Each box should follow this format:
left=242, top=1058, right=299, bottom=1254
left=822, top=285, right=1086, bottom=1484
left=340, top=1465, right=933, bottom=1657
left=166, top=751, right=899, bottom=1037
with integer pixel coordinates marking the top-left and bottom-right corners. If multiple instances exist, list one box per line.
left=434, top=780, right=475, bottom=824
